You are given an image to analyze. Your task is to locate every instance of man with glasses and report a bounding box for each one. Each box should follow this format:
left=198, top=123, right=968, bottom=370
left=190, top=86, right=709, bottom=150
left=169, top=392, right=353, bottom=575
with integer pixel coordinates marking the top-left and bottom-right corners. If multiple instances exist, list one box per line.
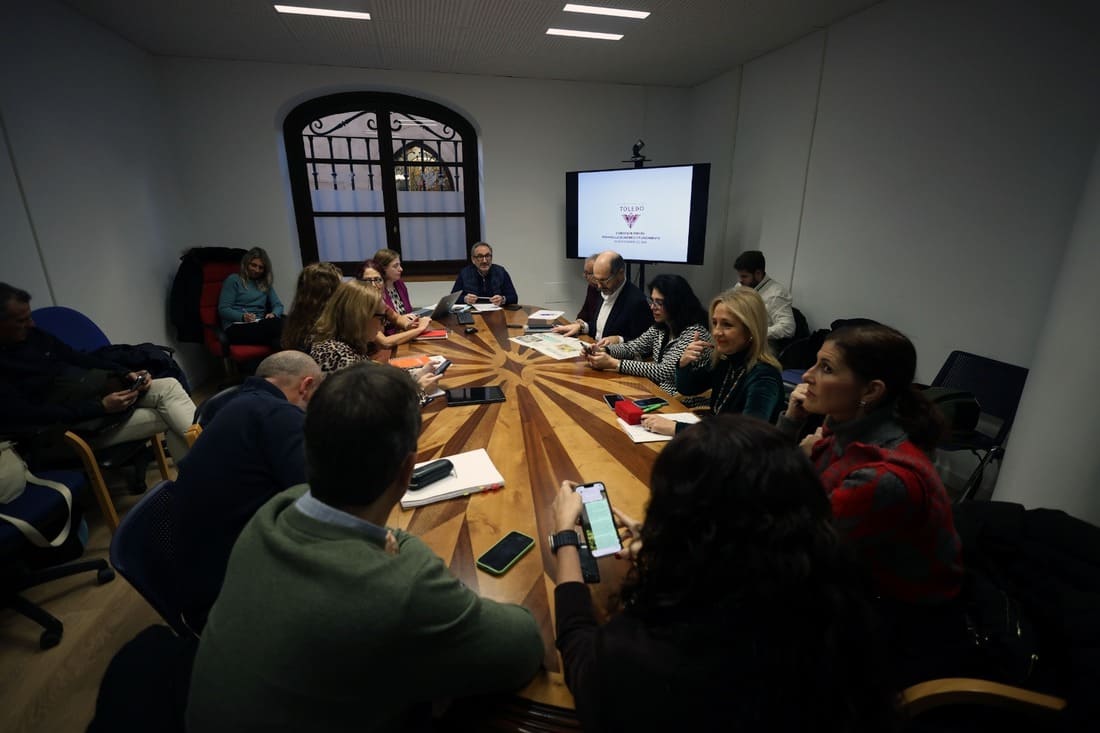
left=451, top=241, right=519, bottom=307
left=554, top=250, right=652, bottom=341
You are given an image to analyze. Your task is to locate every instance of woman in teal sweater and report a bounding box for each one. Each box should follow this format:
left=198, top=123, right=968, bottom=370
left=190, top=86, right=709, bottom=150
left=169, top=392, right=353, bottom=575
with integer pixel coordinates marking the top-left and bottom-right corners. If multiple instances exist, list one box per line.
left=218, top=247, right=285, bottom=346
left=641, top=288, right=783, bottom=435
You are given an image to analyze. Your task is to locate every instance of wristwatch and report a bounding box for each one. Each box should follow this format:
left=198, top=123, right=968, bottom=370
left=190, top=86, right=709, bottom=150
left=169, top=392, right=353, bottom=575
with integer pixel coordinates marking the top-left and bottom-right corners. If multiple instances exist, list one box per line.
left=548, top=530, right=580, bottom=554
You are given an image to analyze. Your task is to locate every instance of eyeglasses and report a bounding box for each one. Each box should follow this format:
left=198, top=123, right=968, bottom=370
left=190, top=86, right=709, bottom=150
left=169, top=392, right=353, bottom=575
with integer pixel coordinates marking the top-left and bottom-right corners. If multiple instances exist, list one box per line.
left=362, top=277, right=383, bottom=284
left=374, top=313, right=388, bottom=324
left=472, top=253, right=493, bottom=260
left=593, top=273, right=621, bottom=285
left=646, top=296, right=666, bottom=308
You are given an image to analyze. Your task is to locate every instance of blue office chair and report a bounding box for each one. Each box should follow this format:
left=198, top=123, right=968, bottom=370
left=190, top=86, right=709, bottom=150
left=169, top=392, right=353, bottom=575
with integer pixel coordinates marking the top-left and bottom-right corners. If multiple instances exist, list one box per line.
left=1, top=469, right=115, bottom=649
left=109, top=479, right=196, bottom=638
left=931, top=350, right=1029, bottom=502
left=29, top=306, right=171, bottom=531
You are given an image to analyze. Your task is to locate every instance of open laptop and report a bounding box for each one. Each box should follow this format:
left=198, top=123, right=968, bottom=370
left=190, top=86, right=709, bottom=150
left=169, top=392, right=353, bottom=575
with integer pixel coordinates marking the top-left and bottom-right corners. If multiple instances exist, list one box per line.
left=412, top=291, right=462, bottom=321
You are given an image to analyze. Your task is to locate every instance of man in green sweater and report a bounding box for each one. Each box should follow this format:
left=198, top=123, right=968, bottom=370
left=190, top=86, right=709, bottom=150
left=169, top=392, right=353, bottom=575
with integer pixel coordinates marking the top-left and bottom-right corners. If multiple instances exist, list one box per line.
left=186, top=363, right=544, bottom=732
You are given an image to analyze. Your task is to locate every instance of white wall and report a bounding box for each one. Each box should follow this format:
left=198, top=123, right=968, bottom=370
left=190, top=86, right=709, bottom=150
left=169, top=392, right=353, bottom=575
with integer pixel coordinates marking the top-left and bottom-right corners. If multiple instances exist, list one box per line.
left=156, top=59, right=694, bottom=315
left=0, top=0, right=186, bottom=353
left=730, top=0, right=1100, bottom=378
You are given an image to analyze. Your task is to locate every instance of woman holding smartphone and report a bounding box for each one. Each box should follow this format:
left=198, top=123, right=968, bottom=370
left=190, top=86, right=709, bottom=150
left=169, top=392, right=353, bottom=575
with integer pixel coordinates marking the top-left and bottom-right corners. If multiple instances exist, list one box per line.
left=550, top=416, right=897, bottom=731
left=584, top=274, right=708, bottom=396
left=640, top=288, right=782, bottom=435
left=308, top=280, right=440, bottom=398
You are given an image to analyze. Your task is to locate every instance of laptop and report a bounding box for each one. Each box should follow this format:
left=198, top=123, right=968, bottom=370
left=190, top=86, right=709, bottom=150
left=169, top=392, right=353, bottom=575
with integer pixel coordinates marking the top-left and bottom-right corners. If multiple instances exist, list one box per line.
left=412, top=291, right=462, bottom=321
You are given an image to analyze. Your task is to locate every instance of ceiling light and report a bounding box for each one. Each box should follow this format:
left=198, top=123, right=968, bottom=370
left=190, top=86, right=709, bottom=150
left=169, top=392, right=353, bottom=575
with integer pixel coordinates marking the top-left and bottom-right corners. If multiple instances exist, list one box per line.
left=274, top=5, right=372, bottom=21
left=546, top=28, right=624, bottom=41
left=563, top=4, right=650, bottom=20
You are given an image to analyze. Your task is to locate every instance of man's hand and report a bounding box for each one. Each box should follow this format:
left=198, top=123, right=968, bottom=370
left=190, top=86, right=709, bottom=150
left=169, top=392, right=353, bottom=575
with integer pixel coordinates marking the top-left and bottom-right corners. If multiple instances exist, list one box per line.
left=489, top=294, right=504, bottom=307
left=552, top=322, right=581, bottom=337
left=102, top=389, right=138, bottom=413
left=786, top=382, right=810, bottom=421
left=640, top=415, right=676, bottom=436
left=125, top=371, right=153, bottom=393
left=464, top=293, right=477, bottom=306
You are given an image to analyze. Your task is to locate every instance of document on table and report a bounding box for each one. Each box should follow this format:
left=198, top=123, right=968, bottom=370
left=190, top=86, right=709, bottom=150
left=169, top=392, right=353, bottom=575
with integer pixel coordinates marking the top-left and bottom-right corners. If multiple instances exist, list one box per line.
left=528, top=309, right=565, bottom=321
left=617, top=412, right=702, bottom=443
left=472, top=303, right=501, bottom=312
left=509, top=332, right=586, bottom=360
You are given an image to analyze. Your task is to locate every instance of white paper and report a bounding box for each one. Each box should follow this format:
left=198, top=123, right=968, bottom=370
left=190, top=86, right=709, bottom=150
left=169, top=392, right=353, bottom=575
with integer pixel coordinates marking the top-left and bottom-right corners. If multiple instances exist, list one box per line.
left=509, top=332, right=587, bottom=360
left=528, top=309, right=565, bottom=321
left=400, top=448, right=505, bottom=508
left=616, top=412, right=702, bottom=443
left=472, top=303, right=501, bottom=312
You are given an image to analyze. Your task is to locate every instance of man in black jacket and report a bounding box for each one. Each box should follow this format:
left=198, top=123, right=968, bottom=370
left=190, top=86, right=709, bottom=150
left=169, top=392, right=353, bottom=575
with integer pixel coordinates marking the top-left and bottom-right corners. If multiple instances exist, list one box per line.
left=0, top=282, right=195, bottom=461
left=553, top=250, right=653, bottom=341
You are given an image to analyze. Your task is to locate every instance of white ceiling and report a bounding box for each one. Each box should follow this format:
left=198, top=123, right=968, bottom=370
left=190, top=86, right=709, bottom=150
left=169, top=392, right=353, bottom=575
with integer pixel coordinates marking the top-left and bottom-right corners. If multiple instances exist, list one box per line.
left=59, top=0, right=883, bottom=87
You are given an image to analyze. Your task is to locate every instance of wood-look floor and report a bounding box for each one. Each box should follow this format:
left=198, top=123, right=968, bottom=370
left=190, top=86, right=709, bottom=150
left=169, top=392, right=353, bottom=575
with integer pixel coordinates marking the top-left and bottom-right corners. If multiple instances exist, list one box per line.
left=1, top=475, right=169, bottom=733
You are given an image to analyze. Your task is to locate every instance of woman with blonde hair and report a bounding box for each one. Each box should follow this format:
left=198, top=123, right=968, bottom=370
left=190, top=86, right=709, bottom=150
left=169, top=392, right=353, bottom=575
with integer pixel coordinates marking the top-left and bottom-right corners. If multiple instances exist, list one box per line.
left=640, top=288, right=783, bottom=436
left=281, top=262, right=342, bottom=352
left=360, top=263, right=430, bottom=347
left=218, top=246, right=285, bottom=346
left=309, top=280, right=440, bottom=396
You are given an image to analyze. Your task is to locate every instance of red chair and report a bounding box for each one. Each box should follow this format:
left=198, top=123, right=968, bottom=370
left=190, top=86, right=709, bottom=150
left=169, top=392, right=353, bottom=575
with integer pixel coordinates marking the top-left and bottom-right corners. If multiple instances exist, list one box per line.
left=197, top=261, right=273, bottom=374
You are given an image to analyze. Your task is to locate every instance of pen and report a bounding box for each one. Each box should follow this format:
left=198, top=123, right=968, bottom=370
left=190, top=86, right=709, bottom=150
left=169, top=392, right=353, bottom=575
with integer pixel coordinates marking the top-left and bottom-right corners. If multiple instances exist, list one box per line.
left=642, top=404, right=663, bottom=413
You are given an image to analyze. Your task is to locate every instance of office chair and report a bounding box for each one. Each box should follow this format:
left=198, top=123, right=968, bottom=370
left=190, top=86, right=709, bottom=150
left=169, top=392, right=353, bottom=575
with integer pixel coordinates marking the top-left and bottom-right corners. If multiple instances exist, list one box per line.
left=901, top=677, right=1066, bottom=725
left=109, top=479, right=196, bottom=639
left=1, top=469, right=115, bottom=649
left=29, top=306, right=171, bottom=531
left=193, top=384, right=242, bottom=428
left=931, top=350, right=1029, bottom=501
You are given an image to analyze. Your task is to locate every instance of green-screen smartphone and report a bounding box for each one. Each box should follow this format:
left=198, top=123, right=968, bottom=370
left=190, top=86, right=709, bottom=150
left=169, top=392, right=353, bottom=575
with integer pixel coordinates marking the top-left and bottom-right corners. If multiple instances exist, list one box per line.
left=476, top=531, right=535, bottom=575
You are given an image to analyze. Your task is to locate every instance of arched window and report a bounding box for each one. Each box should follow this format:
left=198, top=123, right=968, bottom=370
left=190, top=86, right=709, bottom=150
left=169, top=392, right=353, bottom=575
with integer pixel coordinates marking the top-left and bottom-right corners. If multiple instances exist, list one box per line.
left=283, top=92, right=481, bottom=277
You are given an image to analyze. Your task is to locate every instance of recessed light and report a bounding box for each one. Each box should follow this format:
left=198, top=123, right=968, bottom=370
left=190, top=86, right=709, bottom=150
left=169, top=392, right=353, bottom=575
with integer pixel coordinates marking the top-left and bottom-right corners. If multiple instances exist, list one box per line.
left=563, top=4, right=650, bottom=20
left=274, top=5, right=372, bottom=21
left=546, top=28, right=624, bottom=41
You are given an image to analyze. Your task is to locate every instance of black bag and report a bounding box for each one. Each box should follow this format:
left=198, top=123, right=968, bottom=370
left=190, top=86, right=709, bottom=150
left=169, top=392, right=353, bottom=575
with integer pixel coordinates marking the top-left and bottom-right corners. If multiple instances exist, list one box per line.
left=921, top=386, right=981, bottom=433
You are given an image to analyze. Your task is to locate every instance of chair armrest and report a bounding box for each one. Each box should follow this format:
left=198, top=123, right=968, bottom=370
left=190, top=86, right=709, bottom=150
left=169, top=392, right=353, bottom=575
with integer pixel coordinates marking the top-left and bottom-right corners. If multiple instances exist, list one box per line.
left=901, top=677, right=1066, bottom=716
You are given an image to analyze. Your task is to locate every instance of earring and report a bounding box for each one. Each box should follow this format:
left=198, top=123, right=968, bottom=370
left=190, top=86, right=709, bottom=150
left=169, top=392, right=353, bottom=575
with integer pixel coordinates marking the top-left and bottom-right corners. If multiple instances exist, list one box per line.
left=857, top=400, right=868, bottom=408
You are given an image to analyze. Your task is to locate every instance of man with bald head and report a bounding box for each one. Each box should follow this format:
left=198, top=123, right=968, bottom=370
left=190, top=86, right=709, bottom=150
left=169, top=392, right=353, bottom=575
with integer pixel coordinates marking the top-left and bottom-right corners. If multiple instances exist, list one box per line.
left=175, top=350, right=323, bottom=631
left=553, top=250, right=652, bottom=341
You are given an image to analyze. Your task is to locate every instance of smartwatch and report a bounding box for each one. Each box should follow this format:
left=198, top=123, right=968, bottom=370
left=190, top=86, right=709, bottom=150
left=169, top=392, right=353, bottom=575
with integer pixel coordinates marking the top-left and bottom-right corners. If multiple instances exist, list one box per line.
left=548, top=530, right=580, bottom=554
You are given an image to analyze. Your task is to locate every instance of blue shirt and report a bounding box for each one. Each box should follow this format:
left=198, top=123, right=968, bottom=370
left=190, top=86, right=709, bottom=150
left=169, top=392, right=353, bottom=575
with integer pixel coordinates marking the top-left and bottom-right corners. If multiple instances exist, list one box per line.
left=451, top=263, right=519, bottom=305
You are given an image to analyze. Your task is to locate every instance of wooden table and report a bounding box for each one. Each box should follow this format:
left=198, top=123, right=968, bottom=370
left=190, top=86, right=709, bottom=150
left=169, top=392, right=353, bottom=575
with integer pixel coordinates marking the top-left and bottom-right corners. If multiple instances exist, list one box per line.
left=386, top=306, right=678, bottom=714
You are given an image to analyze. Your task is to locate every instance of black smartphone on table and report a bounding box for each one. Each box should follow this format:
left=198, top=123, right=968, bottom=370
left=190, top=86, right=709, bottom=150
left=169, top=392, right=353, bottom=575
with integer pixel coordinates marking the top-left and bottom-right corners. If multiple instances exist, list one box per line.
left=476, top=531, right=535, bottom=575
left=602, top=393, right=625, bottom=409
left=575, top=482, right=622, bottom=558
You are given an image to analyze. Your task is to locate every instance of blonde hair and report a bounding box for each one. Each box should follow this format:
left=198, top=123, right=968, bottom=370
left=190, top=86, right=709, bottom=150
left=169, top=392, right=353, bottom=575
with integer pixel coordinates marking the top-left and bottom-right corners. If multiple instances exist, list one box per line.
left=709, top=288, right=780, bottom=371
left=311, top=280, right=381, bottom=356
left=239, top=247, right=273, bottom=291
left=281, top=262, right=342, bottom=351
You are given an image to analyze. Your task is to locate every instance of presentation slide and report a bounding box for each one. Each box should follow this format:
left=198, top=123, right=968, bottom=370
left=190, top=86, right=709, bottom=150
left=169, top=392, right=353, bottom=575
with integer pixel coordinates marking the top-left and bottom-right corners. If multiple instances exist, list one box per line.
left=576, top=166, right=694, bottom=261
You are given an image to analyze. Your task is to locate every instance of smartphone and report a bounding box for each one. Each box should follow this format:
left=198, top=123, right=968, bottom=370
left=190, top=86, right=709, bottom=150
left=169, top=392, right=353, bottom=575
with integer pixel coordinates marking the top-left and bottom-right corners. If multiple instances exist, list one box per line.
left=579, top=543, right=601, bottom=584
left=128, top=374, right=148, bottom=391
left=602, top=393, right=625, bottom=409
left=575, top=482, right=622, bottom=558
left=633, top=397, right=668, bottom=410
left=476, top=531, right=535, bottom=575
left=434, top=359, right=452, bottom=375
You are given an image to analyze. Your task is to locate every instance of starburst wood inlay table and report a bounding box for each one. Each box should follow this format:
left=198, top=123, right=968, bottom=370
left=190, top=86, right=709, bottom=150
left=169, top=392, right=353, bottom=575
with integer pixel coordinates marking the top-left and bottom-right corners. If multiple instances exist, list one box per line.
left=386, top=305, right=684, bottom=716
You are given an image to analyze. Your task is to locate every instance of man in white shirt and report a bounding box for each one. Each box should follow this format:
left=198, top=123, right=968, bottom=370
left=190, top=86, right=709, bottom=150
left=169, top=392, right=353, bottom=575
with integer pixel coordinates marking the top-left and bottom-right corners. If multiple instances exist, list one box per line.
left=553, top=250, right=652, bottom=341
left=733, top=251, right=795, bottom=346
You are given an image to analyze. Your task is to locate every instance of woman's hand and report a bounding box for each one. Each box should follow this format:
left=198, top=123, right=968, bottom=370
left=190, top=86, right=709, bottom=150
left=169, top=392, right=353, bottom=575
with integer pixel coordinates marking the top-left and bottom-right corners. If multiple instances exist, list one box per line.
left=414, top=366, right=442, bottom=395
left=552, top=480, right=584, bottom=533
left=586, top=352, right=619, bottom=371
left=242, top=312, right=257, bottom=323
left=799, top=426, right=824, bottom=457
left=594, top=336, right=621, bottom=350
left=264, top=312, right=276, bottom=319
left=412, top=318, right=431, bottom=335
left=400, top=315, right=418, bottom=331
left=786, top=382, right=810, bottom=421
left=640, top=415, right=676, bottom=436
left=679, top=338, right=710, bottom=367
left=612, top=507, right=643, bottom=561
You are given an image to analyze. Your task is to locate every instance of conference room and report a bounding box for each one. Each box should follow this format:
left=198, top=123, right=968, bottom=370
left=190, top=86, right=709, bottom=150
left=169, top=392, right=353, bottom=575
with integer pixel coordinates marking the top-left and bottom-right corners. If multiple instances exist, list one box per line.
left=3, top=0, right=1100, bottom=730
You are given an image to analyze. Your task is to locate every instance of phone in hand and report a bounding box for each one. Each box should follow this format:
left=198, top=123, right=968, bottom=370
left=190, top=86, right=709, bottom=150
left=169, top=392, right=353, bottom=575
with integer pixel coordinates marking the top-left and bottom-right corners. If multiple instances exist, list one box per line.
left=602, top=393, right=625, bottom=409
left=128, top=374, right=148, bottom=392
left=434, top=359, right=452, bottom=375
left=575, top=482, right=622, bottom=558
left=476, top=531, right=535, bottom=575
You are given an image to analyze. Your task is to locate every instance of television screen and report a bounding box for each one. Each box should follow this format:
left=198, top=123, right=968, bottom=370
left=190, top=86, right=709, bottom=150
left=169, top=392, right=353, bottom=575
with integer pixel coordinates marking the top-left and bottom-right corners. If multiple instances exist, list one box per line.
left=566, top=163, right=710, bottom=265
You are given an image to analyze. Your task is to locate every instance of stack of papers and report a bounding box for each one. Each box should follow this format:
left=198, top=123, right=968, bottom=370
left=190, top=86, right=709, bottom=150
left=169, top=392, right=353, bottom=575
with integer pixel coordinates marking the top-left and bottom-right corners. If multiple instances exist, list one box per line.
left=617, top=412, right=702, bottom=443
left=527, top=309, right=565, bottom=321
left=472, top=303, right=501, bottom=312
left=400, top=448, right=505, bottom=509
left=509, top=332, right=586, bottom=360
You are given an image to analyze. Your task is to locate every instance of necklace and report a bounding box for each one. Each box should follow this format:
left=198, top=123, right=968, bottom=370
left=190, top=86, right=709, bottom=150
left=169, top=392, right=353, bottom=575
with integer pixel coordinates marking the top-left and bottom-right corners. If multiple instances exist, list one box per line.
left=712, top=359, right=748, bottom=415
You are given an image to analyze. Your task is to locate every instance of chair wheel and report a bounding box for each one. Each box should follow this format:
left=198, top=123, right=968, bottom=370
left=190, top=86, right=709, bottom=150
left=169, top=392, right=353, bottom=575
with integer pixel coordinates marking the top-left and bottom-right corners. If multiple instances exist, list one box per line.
left=40, top=629, right=62, bottom=650
left=97, top=567, right=116, bottom=584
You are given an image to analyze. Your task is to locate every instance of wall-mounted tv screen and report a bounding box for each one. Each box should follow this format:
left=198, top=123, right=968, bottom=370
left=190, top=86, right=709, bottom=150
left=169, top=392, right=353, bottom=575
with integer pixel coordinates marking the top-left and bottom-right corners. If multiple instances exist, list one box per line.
left=566, top=163, right=710, bottom=265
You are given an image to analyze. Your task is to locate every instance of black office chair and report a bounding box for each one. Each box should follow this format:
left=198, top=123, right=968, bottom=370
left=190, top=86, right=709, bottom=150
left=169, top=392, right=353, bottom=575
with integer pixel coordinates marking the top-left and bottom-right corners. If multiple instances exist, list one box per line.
left=931, top=351, right=1029, bottom=502
left=1, top=469, right=115, bottom=649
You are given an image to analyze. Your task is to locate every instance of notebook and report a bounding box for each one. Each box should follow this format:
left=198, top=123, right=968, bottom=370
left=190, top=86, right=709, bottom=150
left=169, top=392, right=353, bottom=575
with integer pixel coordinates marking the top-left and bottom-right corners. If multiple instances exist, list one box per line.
left=400, top=448, right=505, bottom=509
left=414, top=329, right=449, bottom=340
left=617, top=412, right=701, bottom=443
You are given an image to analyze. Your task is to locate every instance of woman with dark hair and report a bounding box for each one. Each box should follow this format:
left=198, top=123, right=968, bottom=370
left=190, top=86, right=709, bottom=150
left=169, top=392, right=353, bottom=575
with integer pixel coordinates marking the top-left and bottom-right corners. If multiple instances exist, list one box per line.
left=585, top=274, right=709, bottom=395
left=551, top=415, right=898, bottom=732
left=280, top=262, right=342, bottom=353
left=218, top=246, right=285, bottom=346
left=641, top=287, right=783, bottom=435
left=781, top=322, right=966, bottom=685
left=368, top=249, right=414, bottom=325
